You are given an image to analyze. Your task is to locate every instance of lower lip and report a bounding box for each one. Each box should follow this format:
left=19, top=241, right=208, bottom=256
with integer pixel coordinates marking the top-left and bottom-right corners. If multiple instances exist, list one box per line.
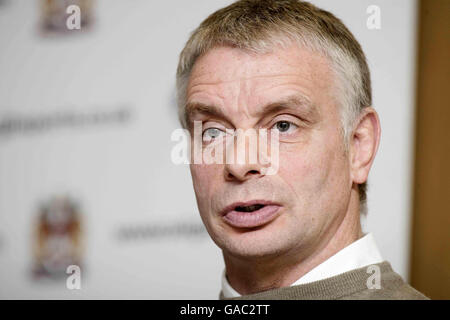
left=222, top=205, right=282, bottom=228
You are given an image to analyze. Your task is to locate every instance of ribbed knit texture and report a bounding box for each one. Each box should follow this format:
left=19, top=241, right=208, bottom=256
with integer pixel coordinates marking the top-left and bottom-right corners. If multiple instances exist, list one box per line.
left=219, top=261, right=429, bottom=300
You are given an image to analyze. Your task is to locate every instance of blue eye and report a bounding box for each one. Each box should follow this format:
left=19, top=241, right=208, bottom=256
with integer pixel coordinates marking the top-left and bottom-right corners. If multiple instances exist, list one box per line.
left=202, top=128, right=225, bottom=142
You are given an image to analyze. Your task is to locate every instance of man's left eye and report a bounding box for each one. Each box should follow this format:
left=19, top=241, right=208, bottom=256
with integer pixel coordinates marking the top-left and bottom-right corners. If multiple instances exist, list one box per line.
left=273, top=121, right=298, bottom=133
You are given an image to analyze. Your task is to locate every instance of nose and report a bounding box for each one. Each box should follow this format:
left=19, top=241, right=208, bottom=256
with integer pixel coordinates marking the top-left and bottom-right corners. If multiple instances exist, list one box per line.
left=223, top=131, right=264, bottom=182
left=224, top=162, right=263, bottom=182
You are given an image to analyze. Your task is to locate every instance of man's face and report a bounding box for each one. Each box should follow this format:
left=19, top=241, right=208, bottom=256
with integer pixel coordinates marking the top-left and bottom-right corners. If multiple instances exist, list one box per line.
left=186, top=45, right=353, bottom=260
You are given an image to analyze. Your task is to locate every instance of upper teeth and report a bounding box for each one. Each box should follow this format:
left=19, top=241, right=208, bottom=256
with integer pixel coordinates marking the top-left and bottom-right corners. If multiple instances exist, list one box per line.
left=235, top=204, right=264, bottom=212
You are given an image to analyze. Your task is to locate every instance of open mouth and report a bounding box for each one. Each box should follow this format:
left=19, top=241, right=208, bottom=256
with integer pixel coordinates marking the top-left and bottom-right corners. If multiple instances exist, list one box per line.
left=221, top=201, right=281, bottom=228
left=234, top=204, right=265, bottom=212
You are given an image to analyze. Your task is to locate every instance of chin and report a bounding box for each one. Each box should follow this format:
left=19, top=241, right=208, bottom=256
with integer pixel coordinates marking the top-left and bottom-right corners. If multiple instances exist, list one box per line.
left=213, top=223, right=295, bottom=260
left=223, top=240, right=290, bottom=261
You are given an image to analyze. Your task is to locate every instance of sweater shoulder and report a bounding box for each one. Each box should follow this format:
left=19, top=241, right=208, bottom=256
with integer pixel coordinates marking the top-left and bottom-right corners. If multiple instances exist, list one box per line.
left=340, top=265, right=430, bottom=300
left=341, top=283, right=429, bottom=300
left=221, top=261, right=430, bottom=300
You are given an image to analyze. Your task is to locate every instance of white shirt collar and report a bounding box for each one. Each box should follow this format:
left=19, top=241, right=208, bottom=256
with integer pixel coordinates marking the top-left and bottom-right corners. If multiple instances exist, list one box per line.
left=221, top=232, right=383, bottom=298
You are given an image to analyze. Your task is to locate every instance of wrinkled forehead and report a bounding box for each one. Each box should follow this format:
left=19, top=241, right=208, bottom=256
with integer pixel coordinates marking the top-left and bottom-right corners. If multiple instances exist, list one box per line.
left=186, top=45, right=335, bottom=116
left=188, top=45, right=331, bottom=89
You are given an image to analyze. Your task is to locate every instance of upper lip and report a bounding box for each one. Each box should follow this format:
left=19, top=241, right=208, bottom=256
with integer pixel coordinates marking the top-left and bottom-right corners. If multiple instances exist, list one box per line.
left=220, top=200, right=280, bottom=216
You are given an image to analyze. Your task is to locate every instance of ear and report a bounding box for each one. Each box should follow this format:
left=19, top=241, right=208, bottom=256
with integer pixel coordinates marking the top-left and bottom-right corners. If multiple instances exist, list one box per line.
left=350, top=107, right=381, bottom=185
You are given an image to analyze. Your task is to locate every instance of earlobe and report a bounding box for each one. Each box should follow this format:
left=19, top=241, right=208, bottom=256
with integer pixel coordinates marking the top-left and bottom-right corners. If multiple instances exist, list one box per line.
left=350, top=108, right=381, bottom=184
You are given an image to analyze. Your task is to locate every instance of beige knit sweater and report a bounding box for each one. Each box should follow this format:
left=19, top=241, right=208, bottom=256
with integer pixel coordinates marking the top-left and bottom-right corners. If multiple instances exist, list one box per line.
left=219, top=261, right=429, bottom=300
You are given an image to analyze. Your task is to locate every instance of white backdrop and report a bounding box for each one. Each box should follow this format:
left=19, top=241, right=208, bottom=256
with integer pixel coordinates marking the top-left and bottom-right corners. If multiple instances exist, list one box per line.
left=0, top=0, right=418, bottom=299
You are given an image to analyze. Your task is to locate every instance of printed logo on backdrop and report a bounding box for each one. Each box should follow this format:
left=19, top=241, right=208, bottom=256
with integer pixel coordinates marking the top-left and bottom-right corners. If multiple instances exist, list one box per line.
left=0, top=106, right=132, bottom=139
left=40, top=0, right=94, bottom=35
left=116, top=220, right=208, bottom=242
left=32, top=196, right=84, bottom=280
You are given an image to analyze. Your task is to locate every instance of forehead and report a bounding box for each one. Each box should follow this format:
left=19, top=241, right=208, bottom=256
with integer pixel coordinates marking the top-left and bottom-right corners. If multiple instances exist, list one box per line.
left=187, top=45, right=333, bottom=99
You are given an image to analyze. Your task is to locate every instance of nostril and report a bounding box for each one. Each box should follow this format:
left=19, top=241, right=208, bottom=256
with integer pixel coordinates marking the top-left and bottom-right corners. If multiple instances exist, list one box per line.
left=225, top=168, right=261, bottom=182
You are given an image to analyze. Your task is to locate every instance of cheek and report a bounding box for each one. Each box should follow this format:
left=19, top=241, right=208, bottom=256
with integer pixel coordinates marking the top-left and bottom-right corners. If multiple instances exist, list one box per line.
left=277, top=136, right=347, bottom=199
left=279, top=144, right=325, bottom=186
left=190, top=164, right=220, bottom=206
left=191, top=164, right=209, bottom=194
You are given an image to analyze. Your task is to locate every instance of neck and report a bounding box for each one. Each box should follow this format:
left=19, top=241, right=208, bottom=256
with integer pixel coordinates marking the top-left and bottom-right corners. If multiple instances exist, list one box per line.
left=223, top=191, right=363, bottom=295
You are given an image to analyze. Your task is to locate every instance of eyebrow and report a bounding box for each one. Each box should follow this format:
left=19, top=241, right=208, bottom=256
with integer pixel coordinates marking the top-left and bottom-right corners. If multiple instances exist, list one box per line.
left=184, top=93, right=318, bottom=128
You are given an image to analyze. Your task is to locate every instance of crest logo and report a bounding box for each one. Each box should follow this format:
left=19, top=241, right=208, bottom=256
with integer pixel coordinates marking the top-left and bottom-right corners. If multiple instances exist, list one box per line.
left=32, top=196, right=83, bottom=280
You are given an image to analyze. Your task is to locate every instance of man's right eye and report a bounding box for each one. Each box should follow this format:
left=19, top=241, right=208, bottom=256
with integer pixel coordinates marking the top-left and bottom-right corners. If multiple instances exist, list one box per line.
left=202, top=128, right=225, bottom=142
